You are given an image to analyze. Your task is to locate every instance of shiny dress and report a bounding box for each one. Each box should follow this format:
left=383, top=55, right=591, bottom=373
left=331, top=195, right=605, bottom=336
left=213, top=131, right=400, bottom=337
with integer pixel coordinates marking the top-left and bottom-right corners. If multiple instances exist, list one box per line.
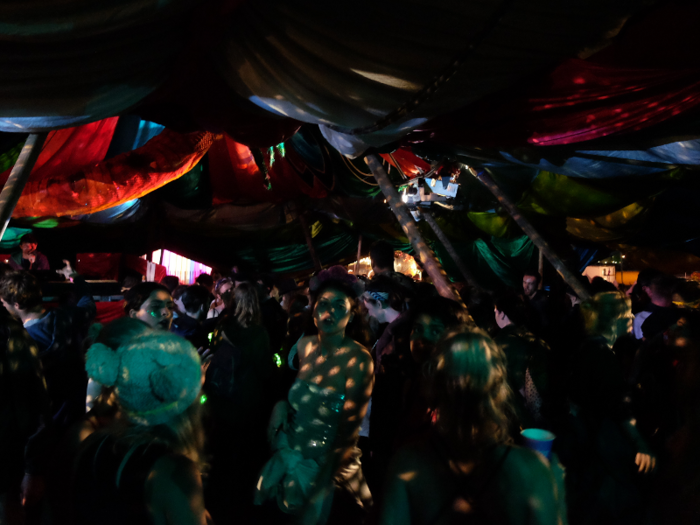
left=255, top=378, right=371, bottom=520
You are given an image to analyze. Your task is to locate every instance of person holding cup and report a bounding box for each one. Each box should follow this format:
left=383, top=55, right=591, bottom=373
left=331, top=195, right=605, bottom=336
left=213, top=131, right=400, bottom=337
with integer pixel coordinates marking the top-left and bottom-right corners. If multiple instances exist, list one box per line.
left=380, top=328, right=564, bottom=525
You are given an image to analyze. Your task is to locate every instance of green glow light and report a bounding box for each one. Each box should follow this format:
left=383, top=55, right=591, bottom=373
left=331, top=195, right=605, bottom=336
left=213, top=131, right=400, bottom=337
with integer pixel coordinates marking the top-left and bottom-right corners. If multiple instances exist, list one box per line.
left=200, top=394, right=207, bottom=405
left=273, top=353, right=283, bottom=368
left=207, top=332, right=213, bottom=343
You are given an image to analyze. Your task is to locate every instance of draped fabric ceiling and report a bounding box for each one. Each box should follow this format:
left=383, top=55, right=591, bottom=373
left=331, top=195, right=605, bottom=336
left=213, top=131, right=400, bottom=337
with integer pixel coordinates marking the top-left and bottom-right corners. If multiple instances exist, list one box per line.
left=2, top=0, right=700, bottom=287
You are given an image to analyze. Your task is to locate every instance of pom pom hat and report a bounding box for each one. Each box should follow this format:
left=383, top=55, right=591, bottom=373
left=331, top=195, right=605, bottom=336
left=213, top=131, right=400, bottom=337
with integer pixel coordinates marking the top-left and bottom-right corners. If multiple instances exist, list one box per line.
left=86, top=332, right=202, bottom=426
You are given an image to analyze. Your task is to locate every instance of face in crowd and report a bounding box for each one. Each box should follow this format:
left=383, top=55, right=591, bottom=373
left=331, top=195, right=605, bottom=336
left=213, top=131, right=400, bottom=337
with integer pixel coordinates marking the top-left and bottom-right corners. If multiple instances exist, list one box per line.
left=20, top=241, right=38, bottom=256
left=522, top=275, right=538, bottom=298
left=314, top=287, right=354, bottom=336
left=130, top=290, right=175, bottom=331
left=410, top=313, right=448, bottom=364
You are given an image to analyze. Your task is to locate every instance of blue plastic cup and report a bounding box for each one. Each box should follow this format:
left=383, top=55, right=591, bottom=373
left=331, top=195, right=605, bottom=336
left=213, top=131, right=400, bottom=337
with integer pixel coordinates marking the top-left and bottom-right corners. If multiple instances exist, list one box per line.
left=521, top=428, right=556, bottom=459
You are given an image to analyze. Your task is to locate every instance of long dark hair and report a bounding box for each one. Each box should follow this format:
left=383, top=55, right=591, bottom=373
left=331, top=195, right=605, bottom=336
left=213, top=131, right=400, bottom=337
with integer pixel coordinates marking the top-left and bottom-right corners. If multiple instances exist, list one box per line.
left=428, top=328, right=513, bottom=454
left=233, top=282, right=261, bottom=328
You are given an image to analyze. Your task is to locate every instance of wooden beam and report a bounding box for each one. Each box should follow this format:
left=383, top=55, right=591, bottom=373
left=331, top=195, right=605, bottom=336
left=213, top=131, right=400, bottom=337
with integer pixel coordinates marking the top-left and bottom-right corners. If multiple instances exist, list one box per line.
left=0, top=133, right=48, bottom=242
left=421, top=210, right=479, bottom=289
left=365, top=153, right=461, bottom=302
left=469, top=167, right=591, bottom=301
left=354, top=234, right=362, bottom=275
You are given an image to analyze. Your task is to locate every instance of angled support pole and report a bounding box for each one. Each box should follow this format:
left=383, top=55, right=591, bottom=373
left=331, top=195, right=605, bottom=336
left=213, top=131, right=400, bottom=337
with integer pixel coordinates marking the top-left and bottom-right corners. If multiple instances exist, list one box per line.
left=365, top=153, right=461, bottom=303
left=354, top=234, right=362, bottom=275
left=469, top=166, right=591, bottom=301
left=0, top=133, right=48, bottom=242
left=421, top=210, right=479, bottom=289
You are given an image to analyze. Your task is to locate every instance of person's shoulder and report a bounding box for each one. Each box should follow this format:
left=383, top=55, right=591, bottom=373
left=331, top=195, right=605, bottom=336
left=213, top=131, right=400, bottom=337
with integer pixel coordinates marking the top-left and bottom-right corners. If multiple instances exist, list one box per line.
left=498, top=445, right=555, bottom=488
left=297, top=335, right=317, bottom=358
left=346, top=338, right=372, bottom=362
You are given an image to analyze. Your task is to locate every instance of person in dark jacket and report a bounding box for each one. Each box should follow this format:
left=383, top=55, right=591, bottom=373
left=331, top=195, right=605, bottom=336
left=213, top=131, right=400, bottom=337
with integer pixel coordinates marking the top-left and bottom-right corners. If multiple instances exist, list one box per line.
left=0, top=263, right=95, bottom=430
left=8, top=234, right=49, bottom=271
left=0, top=308, right=50, bottom=525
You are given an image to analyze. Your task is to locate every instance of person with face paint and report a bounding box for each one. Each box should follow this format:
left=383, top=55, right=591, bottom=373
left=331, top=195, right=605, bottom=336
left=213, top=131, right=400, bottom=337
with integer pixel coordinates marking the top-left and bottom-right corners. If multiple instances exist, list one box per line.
left=123, top=282, right=175, bottom=332
left=256, top=267, right=373, bottom=524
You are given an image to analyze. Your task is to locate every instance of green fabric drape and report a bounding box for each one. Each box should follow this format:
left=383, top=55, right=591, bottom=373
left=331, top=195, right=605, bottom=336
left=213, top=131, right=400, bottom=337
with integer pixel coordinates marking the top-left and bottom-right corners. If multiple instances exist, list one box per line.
left=434, top=235, right=537, bottom=290
left=0, top=226, right=33, bottom=249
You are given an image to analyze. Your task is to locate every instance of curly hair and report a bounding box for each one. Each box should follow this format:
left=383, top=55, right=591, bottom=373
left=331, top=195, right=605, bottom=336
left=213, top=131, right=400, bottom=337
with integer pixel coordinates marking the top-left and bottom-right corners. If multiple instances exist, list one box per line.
left=309, top=278, right=371, bottom=347
left=428, top=327, right=513, bottom=453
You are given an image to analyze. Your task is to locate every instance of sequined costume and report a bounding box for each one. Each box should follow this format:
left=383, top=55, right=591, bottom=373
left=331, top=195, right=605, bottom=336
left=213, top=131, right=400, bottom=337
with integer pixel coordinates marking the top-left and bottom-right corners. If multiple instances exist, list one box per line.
left=255, top=379, right=371, bottom=521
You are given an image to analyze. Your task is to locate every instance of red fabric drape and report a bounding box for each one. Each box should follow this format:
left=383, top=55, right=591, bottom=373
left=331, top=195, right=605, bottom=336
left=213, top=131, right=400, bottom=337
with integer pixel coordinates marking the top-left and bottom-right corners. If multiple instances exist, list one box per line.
left=12, top=129, right=215, bottom=217
left=208, top=135, right=330, bottom=205
left=76, top=253, right=121, bottom=280
left=0, top=118, right=118, bottom=188
left=407, top=2, right=700, bottom=148
left=408, top=61, right=700, bottom=148
left=380, top=149, right=432, bottom=179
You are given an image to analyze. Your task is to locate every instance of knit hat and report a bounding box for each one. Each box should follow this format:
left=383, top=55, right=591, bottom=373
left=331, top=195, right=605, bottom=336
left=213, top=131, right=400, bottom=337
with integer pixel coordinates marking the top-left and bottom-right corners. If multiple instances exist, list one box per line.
left=85, top=331, right=202, bottom=426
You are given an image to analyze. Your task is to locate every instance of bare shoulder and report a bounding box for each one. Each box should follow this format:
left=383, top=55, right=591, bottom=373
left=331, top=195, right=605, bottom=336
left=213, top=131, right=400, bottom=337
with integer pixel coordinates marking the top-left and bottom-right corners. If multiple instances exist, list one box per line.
left=345, top=339, right=373, bottom=375
left=297, top=335, right=318, bottom=360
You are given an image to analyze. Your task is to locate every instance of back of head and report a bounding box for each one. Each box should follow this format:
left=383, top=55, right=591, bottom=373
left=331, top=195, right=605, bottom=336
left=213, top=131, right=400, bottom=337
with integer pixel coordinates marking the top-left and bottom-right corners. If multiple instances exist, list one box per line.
left=590, top=276, right=617, bottom=295
left=637, top=268, right=663, bottom=289
left=0, top=270, right=43, bottom=310
left=494, top=291, right=529, bottom=328
left=365, top=273, right=405, bottom=312
left=429, top=327, right=511, bottom=450
left=85, top=331, right=202, bottom=428
left=233, top=282, right=261, bottom=328
left=369, top=240, right=394, bottom=273
left=0, top=263, right=13, bottom=280
left=160, top=275, right=180, bottom=293
left=465, top=289, right=497, bottom=333
left=195, top=273, right=214, bottom=289
left=650, top=274, right=679, bottom=302
left=124, top=282, right=170, bottom=315
left=580, top=291, right=631, bottom=338
left=172, top=285, right=187, bottom=301
left=411, top=296, right=469, bottom=330
left=180, top=285, right=211, bottom=315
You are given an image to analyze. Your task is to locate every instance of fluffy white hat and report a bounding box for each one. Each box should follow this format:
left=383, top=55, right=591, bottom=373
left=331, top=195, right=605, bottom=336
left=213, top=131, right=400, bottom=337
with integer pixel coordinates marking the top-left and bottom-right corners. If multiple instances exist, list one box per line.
left=86, top=331, right=201, bottom=426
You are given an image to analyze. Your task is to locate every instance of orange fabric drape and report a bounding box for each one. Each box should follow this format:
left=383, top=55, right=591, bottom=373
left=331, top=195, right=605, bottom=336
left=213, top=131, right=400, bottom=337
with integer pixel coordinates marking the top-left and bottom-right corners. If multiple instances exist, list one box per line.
left=12, top=129, right=216, bottom=217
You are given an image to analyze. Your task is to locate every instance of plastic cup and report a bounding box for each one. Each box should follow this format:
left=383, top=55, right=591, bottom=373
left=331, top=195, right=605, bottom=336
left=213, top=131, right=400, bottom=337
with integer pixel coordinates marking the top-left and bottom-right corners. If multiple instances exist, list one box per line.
left=521, top=428, right=556, bottom=459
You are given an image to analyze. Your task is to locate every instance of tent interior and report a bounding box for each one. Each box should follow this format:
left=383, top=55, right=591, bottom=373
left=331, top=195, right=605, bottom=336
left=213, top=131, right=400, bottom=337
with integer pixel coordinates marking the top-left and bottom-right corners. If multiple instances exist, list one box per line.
left=2, top=0, right=700, bottom=290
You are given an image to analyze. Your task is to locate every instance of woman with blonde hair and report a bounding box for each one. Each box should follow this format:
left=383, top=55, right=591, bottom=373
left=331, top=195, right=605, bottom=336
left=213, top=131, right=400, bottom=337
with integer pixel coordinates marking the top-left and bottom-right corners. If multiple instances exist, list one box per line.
left=380, top=327, right=564, bottom=525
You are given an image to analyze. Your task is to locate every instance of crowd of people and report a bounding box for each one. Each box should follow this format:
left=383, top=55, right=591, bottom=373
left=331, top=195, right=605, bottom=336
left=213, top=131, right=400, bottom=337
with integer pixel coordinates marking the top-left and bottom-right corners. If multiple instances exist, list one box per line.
left=1, top=238, right=698, bottom=525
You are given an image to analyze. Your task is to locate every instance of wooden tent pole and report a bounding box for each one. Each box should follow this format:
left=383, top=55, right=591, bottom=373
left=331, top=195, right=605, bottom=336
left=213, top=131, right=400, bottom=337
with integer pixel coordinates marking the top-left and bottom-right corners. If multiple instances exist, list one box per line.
left=365, top=153, right=460, bottom=302
left=421, top=210, right=479, bottom=289
left=298, top=211, right=322, bottom=272
left=354, top=234, right=362, bottom=275
left=469, top=167, right=591, bottom=301
left=0, top=133, right=47, bottom=242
